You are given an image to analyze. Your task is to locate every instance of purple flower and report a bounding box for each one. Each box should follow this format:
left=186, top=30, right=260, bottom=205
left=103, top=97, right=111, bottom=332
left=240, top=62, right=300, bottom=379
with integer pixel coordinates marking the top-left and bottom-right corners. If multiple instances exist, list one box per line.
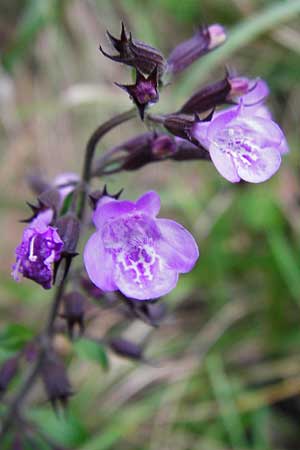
left=83, top=191, right=199, bottom=300
left=12, top=209, right=64, bottom=289
left=192, top=100, right=288, bottom=183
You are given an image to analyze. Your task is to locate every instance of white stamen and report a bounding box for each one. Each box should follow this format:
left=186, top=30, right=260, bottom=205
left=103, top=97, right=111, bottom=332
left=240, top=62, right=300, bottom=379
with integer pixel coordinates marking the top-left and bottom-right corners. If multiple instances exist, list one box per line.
left=28, top=236, right=38, bottom=262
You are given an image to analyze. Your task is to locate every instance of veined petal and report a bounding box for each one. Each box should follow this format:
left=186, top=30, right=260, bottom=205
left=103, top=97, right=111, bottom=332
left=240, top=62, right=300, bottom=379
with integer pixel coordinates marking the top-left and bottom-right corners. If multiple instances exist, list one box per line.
left=156, top=218, right=199, bottom=273
left=83, top=231, right=117, bottom=291
left=93, top=200, right=135, bottom=229
left=114, top=257, right=178, bottom=300
left=209, top=142, right=240, bottom=182
left=236, top=115, right=284, bottom=146
left=136, top=191, right=161, bottom=217
left=207, top=105, right=241, bottom=142
left=235, top=146, right=281, bottom=183
left=243, top=78, right=269, bottom=105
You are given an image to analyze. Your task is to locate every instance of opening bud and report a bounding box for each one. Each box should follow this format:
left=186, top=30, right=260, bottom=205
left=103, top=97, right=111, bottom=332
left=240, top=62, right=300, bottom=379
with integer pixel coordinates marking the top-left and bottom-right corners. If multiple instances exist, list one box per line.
left=167, top=24, right=226, bottom=75
left=208, top=24, right=226, bottom=50
left=228, top=77, right=250, bottom=97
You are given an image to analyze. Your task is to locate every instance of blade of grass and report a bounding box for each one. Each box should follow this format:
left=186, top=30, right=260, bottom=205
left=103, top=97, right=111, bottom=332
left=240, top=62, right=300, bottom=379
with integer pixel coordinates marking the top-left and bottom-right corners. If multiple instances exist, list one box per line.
left=207, top=354, right=247, bottom=449
left=268, top=229, right=300, bottom=306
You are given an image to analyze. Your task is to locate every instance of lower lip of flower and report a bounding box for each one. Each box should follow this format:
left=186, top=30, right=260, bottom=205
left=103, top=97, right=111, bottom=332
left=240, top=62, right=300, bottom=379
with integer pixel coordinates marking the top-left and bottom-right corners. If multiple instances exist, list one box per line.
left=213, top=127, right=261, bottom=167
left=102, top=215, right=162, bottom=287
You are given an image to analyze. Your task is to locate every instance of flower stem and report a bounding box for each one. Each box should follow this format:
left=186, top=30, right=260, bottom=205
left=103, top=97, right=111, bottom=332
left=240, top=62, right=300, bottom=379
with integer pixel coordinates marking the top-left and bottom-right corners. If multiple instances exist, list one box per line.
left=78, top=107, right=136, bottom=220
left=0, top=108, right=136, bottom=440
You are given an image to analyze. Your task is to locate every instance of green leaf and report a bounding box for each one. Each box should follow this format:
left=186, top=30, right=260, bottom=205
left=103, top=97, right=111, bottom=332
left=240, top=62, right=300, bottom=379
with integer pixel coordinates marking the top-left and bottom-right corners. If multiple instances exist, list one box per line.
left=74, top=338, right=109, bottom=371
left=0, top=323, right=34, bottom=352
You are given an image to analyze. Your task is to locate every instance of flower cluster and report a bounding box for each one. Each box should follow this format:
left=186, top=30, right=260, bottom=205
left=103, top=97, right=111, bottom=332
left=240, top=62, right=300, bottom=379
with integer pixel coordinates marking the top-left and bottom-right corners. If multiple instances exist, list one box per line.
left=12, top=22, right=289, bottom=304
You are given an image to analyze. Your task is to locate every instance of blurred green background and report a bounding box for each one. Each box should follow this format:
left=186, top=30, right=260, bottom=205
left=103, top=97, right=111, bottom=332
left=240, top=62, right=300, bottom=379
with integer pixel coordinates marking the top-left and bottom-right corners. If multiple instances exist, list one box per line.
left=1, top=0, right=300, bottom=449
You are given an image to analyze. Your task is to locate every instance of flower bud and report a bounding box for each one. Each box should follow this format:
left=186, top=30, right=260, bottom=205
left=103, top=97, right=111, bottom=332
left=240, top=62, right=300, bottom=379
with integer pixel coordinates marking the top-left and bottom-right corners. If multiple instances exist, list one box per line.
left=123, top=297, right=167, bottom=326
left=41, top=352, right=73, bottom=411
left=80, top=277, right=105, bottom=300
left=163, top=113, right=200, bottom=141
left=109, top=337, right=143, bottom=361
left=207, top=24, right=226, bottom=50
left=179, top=78, right=231, bottom=114
left=228, top=77, right=250, bottom=97
left=151, top=135, right=177, bottom=159
left=0, top=356, right=19, bottom=395
left=167, top=24, right=226, bottom=75
left=54, top=213, right=80, bottom=282
left=55, top=214, right=80, bottom=255
left=100, top=22, right=166, bottom=78
left=116, top=67, right=159, bottom=119
left=62, top=292, right=85, bottom=338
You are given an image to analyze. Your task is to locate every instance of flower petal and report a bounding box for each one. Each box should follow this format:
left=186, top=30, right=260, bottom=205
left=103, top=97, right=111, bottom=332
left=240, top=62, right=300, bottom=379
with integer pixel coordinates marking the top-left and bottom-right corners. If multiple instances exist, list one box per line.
left=243, top=78, right=269, bottom=105
left=209, top=142, right=240, bottom=182
left=236, top=115, right=284, bottom=146
left=114, top=258, right=178, bottom=301
left=207, top=105, right=241, bottom=142
left=93, top=199, right=135, bottom=229
left=156, top=218, right=199, bottom=273
left=83, top=231, right=117, bottom=291
left=235, top=146, right=281, bottom=183
left=136, top=191, right=161, bottom=217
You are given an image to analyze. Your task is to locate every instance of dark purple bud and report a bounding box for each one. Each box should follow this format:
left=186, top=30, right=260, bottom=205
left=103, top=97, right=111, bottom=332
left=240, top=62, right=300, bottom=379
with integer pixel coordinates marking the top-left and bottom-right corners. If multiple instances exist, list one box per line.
left=123, top=297, right=167, bottom=326
left=89, top=185, right=123, bottom=210
left=0, top=356, right=19, bottom=395
left=116, top=66, right=159, bottom=119
left=151, top=135, right=177, bottom=159
left=167, top=24, right=226, bottom=75
left=171, top=138, right=210, bottom=162
left=80, top=277, right=105, bottom=300
left=109, top=337, right=143, bottom=361
left=41, top=352, right=73, bottom=411
left=179, top=77, right=231, bottom=114
left=163, top=113, right=201, bottom=141
left=55, top=214, right=80, bottom=255
left=54, top=213, right=80, bottom=283
left=100, top=22, right=166, bottom=77
left=62, top=292, right=85, bottom=338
